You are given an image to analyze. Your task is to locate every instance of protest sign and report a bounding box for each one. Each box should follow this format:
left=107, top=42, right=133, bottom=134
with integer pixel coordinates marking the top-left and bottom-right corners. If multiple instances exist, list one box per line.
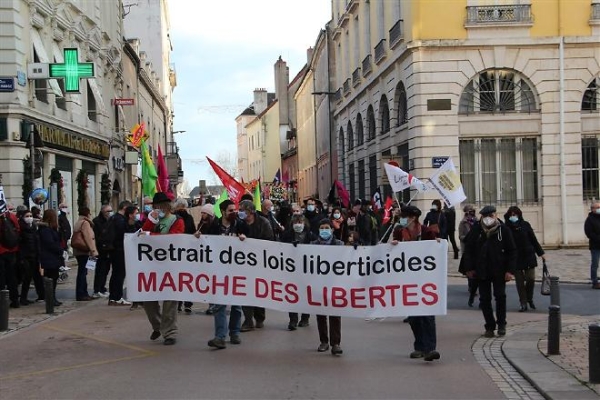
left=124, top=234, right=448, bottom=318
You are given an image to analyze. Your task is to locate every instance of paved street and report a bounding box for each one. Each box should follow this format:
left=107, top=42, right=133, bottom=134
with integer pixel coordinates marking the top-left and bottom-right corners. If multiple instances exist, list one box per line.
left=0, top=246, right=598, bottom=399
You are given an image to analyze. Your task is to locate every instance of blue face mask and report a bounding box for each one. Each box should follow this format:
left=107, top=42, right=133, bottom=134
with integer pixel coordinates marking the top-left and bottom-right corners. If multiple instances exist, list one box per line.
left=134, top=214, right=141, bottom=221
left=158, top=211, right=166, bottom=219
left=238, top=211, right=247, bottom=220
left=144, top=205, right=153, bottom=213
left=509, top=216, right=519, bottom=223
left=319, top=228, right=332, bottom=240
left=306, top=205, right=315, bottom=212
left=399, top=217, right=409, bottom=227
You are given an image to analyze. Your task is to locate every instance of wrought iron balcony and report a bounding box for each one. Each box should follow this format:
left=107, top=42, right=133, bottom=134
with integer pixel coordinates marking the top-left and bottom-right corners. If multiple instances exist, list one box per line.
left=362, top=54, right=372, bottom=77
left=466, top=4, right=533, bottom=25
left=592, top=3, right=600, bottom=22
left=374, top=39, right=387, bottom=64
left=389, top=19, right=404, bottom=48
left=343, top=78, right=351, bottom=95
left=166, top=141, right=178, bottom=156
left=352, top=67, right=361, bottom=87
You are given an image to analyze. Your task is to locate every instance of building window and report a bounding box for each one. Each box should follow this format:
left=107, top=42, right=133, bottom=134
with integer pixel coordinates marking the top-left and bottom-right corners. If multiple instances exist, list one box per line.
left=459, top=137, right=539, bottom=205
left=339, top=127, right=345, bottom=154
left=347, top=121, right=354, bottom=150
left=367, top=105, right=375, bottom=141
left=348, top=162, right=355, bottom=201
left=33, top=49, right=48, bottom=104
left=582, top=136, right=599, bottom=200
left=87, top=82, right=97, bottom=122
left=582, top=79, right=598, bottom=112
left=356, top=113, right=364, bottom=145
left=369, top=155, right=378, bottom=197
left=395, top=82, right=408, bottom=126
left=459, top=69, right=538, bottom=114
left=358, top=159, right=365, bottom=200
left=56, top=79, right=67, bottom=110
left=379, top=95, right=390, bottom=134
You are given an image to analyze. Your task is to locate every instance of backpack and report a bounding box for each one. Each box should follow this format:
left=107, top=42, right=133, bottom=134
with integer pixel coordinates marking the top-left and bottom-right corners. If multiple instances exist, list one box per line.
left=96, top=216, right=116, bottom=251
left=0, top=215, right=19, bottom=248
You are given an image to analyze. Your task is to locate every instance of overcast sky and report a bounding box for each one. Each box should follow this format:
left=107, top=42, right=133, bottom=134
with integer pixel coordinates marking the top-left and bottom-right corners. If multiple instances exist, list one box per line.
left=168, top=0, right=332, bottom=192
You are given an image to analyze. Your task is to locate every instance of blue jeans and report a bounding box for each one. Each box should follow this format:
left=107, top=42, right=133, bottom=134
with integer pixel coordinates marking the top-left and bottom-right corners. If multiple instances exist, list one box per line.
left=408, top=316, right=437, bottom=353
left=214, top=304, right=242, bottom=340
left=591, top=249, right=600, bottom=285
left=75, top=255, right=89, bottom=299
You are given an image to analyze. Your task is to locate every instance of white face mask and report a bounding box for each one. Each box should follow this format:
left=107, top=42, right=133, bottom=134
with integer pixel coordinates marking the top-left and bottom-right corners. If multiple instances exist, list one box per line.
left=482, top=217, right=496, bottom=227
left=292, top=223, right=304, bottom=233
left=24, top=217, right=34, bottom=225
left=333, top=213, right=341, bottom=219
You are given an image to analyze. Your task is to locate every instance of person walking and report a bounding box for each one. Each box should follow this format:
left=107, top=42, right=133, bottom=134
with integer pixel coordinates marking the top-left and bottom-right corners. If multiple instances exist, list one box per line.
left=37, top=209, right=64, bottom=306
left=423, top=200, right=447, bottom=239
left=504, top=206, right=546, bottom=311
left=462, top=205, right=517, bottom=337
left=72, top=207, right=98, bottom=301
left=281, top=213, right=314, bottom=330
left=584, top=201, right=600, bottom=289
left=458, top=204, right=479, bottom=307
left=141, top=192, right=185, bottom=345
left=200, top=199, right=247, bottom=349
left=313, top=218, right=345, bottom=355
left=92, top=205, right=113, bottom=298
left=107, top=201, right=133, bottom=306
left=17, top=209, right=42, bottom=304
left=444, top=205, right=459, bottom=259
left=238, top=200, right=274, bottom=331
left=389, top=205, right=441, bottom=362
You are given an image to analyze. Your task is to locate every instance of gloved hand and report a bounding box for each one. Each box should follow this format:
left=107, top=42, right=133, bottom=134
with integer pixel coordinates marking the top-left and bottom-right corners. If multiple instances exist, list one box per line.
left=292, top=240, right=299, bottom=247
left=353, top=243, right=358, bottom=250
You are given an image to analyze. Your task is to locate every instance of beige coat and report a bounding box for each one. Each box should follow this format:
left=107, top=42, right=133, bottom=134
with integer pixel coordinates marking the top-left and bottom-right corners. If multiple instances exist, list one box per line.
left=73, top=216, right=98, bottom=257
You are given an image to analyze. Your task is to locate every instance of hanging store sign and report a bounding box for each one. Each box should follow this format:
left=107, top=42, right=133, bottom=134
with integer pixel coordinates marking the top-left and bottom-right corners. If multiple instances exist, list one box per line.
left=112, top=98, right=135, bottom=106
left=34, top=122, right=109, bottom=160
left=48, top=48, right=94, bottom=93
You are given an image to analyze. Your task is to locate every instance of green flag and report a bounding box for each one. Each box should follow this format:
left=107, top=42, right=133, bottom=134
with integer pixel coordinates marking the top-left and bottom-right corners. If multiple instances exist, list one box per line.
left=140, top=140, right=157, bottom=197
left=213, top=190, right=228, bottom=218
left=253, top=182, right=261, bottom=212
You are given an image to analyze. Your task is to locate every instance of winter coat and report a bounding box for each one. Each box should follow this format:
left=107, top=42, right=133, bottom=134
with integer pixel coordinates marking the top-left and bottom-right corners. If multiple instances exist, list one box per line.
left=18, top=218, right=39, bottom=260
left=175, top=209, right=197, bottom=234
left=462, top=221, right=517, bottom=281
left=504, top=219, right=544, bottom=270
left=246, top=214, right=275, bottom=241
left=73, top=216, right=98, bottom=257
left=38, top=223, right=63, bottom=270
left=423, top=210, right=447, bottom=239
left=584, top=212, right=600, bottom=250
left=0, top=212, right=20, bottom=254
left=281, top=225, right=315, bottom=245
left=58, top=211, right=71, bottom=247
left=141, top=214, right=185, bottom=235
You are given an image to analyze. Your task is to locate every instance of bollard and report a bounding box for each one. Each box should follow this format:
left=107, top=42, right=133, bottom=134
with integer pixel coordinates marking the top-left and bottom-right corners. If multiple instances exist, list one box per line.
left=549, top=276, right=561, bottom=332
left=590, top=324, right=600, bottom=384
left=547, top=305, right=561, bottom=355
left=0, top=289, right=9, bottom=331
left=44, top=277, right=54, bottom=314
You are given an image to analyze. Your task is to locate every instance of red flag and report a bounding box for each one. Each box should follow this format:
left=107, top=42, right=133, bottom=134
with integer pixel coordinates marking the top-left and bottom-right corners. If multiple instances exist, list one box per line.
left=207, top=157, right=245, bottom=204
left=382, top=196, right=394, bottom=225
left=334, top=180, right=350, bottom=209
left=156, top=145, right=174, bottom=199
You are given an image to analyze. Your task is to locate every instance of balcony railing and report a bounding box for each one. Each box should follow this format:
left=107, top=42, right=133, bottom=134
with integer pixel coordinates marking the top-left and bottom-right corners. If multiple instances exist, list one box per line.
left=389, top=19, right=404, bottom=48
left=166, top=141, right=178, bottom=156
left=374, top=39, right=387, bottom=64
left=343, top=78, right=351, bottom=95
left=592, top=3, right=600, bottom=22
left=362, top=54, right=372, bottom=77
left=352, top=67, right=361, bottom=87
left=466, top=4, right=532, bottom=25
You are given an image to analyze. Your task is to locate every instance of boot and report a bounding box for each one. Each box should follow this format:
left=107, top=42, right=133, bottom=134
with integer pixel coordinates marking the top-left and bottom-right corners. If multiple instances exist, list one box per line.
left=468, top=293, right=475, bottom=307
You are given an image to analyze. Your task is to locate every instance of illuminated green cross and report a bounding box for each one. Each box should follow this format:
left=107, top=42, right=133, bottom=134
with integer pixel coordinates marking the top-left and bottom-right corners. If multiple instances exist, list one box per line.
left=49, top=48, right=95, bottom=93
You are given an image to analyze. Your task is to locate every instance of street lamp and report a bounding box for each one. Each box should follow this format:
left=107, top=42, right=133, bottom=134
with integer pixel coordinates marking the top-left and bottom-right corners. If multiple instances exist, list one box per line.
left=172, top=130, right=186, bottom=134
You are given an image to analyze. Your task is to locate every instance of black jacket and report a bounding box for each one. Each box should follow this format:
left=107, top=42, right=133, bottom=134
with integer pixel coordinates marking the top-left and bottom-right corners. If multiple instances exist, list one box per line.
left=281, top=226, right=315, bottom=244
left=38, top=223, right=63, bottom=270
left=18, top=219, right=39, bottom=260
left=355, top=212, right=372, bottom=245
left=423, top=210, right=447, bottom=239
left=444, top=208, right=456, bottom=233
left=246, top=214, right=274, bottom=241
left=504, top=219, right=544, bottom=269
left=462, top=221, right=517, bottom=281
left=58, top=211, right=71, bottom=246
left=110, top=213, right=127, bottom=252
left=584, top=212, right=600, bottom=250
left=175, top=210, right=196, bottom=234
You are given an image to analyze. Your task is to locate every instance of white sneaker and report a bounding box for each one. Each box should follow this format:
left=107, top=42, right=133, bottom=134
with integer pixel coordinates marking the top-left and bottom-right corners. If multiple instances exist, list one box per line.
left=91, top=293, right=101, bottom=299
left=98, top=292, right=109, bottom=298
left=113, top=298, right=131, bottom=306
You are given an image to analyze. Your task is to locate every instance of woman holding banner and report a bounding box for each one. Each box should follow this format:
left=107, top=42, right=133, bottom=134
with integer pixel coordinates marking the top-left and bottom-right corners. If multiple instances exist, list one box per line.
left=312, top=218, right=345, bottom=356
left=390, top=205, right=441, bottom=362
left=140, top=192, right=185, bottom=346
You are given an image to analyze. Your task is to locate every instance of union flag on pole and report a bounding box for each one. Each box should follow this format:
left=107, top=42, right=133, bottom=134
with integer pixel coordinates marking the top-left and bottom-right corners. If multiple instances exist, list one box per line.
left=207, top=157, right=246, bottom=204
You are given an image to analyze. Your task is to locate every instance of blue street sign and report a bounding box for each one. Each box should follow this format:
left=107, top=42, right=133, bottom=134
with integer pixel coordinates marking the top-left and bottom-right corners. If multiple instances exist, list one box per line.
left=0, top=77, right=15, bottom=92
left=432, top=156, right=449, bottom=168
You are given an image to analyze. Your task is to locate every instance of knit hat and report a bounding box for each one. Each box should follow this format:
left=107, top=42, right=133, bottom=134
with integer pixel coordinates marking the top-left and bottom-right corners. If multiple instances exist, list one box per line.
left=200, top=204, right=215, bottom=217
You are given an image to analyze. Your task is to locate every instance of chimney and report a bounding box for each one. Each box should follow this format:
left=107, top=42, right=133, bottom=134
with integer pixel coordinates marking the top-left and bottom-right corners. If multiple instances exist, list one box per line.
left=306, top=47, right=314, bottom=64
left=253, top=88, right=268, bottom=115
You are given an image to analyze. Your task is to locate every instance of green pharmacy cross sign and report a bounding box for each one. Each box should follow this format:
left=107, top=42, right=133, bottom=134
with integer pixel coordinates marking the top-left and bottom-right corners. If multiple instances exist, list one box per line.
left=49, top=48, right=94, bottom=93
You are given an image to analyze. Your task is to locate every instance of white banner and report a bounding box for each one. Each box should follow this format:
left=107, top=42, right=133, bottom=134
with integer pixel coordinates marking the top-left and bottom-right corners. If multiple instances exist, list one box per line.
left=124, top=234, right=448, bottom=318
left=429, top=157, right=467, bottom=208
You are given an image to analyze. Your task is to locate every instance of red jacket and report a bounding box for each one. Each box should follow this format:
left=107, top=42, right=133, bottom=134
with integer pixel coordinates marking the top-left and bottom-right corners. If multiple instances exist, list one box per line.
left=141, top=215, right=185, bottom=235
left=0, top=212, right=20, bottom=254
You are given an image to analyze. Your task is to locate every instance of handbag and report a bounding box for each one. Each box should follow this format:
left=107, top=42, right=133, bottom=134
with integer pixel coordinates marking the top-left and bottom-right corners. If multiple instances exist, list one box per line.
left=71, top=222, right=90, bottom=252
left=540, top=261, right=551, bottom=296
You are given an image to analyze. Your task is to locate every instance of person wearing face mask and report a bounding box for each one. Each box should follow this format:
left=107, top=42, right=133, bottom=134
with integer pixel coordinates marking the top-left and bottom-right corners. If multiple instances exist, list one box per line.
left=389, top=205, right=441, bottom=362
left=57, top=203, right=72, bottom=253
left=191, top=203, right=218, bottom=314
left=72, top=207, right=98, bottom=301
left=237, top=199, right=274, bottom=332
left=17, top=209, right=43, bottom=304
left=173, top=198, right=196, bottom=236
left=503, top=206, right=545, bottom=312
left=458, top=204, right=479, bottom=307
left=350, top=199, right=372, bottom=246
left=281, top=214, right=314, bottom=330
left=107, top=200, right=133, bottom=307
left=92, top=205, right=114, bottom=299
left=584, top=201, right=600, bottom=290
left=141, top=192, right=185, bottom=346
left=330, top=207, right=348, bottom=242
left=124, top=206, right=142, bottom=233
left=260, top=199, right=284, bottom=241
left=303, top=197, right=322, bottom=236
left=423, top=199, right=447, bottom=239
left=275, top=200, right=292, bottom=231
left=312, top=219, right=345, bottom=355
left=138, top=196, right=153, bottom=223
left=462, top=205, right=517, bottom=338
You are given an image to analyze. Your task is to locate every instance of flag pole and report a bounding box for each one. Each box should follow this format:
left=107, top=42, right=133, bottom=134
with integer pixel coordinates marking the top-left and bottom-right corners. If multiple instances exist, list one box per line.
left=405, top=190, right=419, bottom=205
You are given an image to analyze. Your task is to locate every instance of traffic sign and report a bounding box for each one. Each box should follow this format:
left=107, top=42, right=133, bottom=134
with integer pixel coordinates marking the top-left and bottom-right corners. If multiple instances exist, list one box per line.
left=0, top=77, right=15, bottom=92
left=49, top=48, right=94, bottom=92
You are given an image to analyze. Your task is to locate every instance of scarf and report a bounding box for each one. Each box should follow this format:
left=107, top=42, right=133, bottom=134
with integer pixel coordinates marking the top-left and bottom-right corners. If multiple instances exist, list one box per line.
left=331, top=216, right=344, bottom=230
left=482, top=221, right=500, bottom=238
left=156, top=214, right=177, bottom=233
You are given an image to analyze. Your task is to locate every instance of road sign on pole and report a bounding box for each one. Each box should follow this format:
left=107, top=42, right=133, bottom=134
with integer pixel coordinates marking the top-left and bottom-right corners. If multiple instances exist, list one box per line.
left=49, top=48, right=94, bottom=92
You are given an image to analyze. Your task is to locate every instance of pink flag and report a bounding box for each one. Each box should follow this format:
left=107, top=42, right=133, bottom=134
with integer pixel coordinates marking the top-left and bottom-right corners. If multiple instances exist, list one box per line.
left=334, top=180, right=350, bottom=209
left=156, top=145, right=174, bottom=199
